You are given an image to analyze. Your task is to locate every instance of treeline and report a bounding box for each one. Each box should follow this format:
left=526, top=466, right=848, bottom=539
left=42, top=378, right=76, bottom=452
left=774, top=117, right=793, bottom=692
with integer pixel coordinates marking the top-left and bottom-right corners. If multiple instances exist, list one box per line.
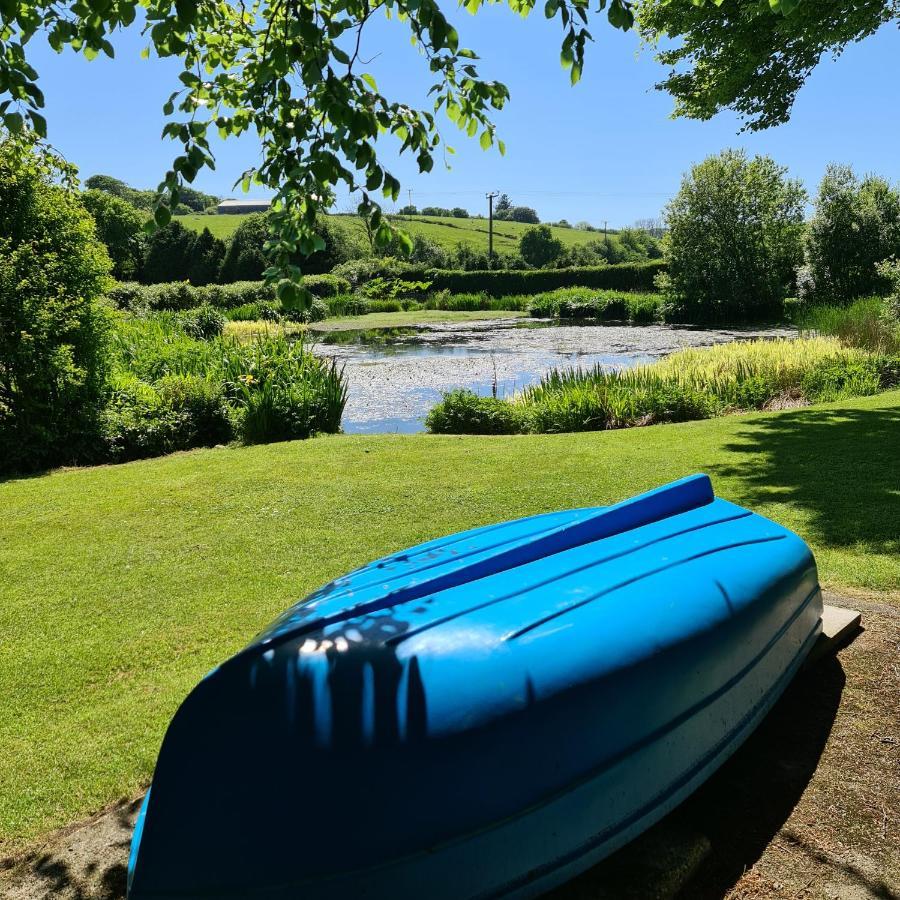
left=660, top=150, right=900, bottom=321
left=85, top=174, right=219, bottom=214
left=399, top=194, right=541, bottom=224
left=82, top=177, right=664, bottom=285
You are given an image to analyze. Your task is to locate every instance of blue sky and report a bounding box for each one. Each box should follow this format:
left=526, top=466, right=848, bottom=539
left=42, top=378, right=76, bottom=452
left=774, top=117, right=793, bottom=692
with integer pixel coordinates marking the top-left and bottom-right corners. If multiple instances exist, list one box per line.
left=27, top=10, right=900, bottom=228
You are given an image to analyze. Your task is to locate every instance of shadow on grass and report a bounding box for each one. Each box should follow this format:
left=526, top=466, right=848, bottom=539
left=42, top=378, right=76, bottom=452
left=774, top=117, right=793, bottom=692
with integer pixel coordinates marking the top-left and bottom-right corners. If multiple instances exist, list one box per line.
left=710, top=404, right=900, bottom=557
left=545, top=655, right=847, bottom=900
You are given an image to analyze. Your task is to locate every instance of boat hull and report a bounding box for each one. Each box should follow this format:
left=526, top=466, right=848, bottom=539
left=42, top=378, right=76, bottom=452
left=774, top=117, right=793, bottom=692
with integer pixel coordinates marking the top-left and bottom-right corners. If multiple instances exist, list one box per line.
left=128, top=474, right=822, bottom=899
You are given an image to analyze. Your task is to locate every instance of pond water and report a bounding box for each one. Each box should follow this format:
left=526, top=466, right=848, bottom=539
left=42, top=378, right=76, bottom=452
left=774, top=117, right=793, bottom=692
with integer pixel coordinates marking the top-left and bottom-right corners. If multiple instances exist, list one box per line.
left=308, top=318, right=795, bottom=434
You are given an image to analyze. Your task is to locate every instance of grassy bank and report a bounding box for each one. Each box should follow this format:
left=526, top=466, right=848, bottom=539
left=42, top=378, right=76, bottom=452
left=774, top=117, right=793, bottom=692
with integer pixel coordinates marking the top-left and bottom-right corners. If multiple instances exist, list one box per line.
left=223, top=308, right=528, bottom=341
left=428, top=337, right=897, bottom=435
left=1, top=389, right=898, bottom=850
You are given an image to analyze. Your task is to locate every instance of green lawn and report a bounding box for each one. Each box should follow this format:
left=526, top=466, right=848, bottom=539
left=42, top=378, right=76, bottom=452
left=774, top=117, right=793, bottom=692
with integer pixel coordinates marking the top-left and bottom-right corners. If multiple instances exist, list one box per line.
left=1, top=390, right=898, bottom=851
left=176, top=212, right=611, bottom=253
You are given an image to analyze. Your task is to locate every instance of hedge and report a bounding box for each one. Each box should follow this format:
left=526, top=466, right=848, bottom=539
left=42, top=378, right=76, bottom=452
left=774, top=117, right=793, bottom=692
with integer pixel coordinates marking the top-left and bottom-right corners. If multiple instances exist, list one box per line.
left=395, top=260, right=667, bottom=297
left=106, top=274, right=351, bottom=312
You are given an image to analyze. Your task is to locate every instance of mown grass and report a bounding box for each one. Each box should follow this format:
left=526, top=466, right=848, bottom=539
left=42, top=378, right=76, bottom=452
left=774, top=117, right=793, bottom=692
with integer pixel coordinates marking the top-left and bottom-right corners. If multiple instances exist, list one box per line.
left=0, top=389, right=898, bottom=850
left=176, top=212, right=614, bottom=253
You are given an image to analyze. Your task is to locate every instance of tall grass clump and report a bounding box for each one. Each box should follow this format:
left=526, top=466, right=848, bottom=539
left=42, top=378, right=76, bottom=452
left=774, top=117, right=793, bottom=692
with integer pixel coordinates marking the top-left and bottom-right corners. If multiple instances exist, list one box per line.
left=799, top=295, right=900, bottom=355
left=220, top=335, right=348, bottom=443
left=100, top=312, right=348, bottom=460
left=427, top=337, right=897, bottom=435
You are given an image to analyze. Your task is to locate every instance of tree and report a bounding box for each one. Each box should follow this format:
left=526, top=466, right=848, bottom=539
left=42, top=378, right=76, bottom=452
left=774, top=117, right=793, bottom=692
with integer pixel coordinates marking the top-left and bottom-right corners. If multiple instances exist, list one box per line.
left=187, top=227, right=227, bottom=286
left=0, top=0, right=637, bottom=298
left=398, top=205, right=418, bottom=215
left=81, top=188, right=147, bottom=280
left=141, top=220, right=197, bottom=283
left=662, top=150, right=807, bottom=321
left=506, top=206, right=540, bottom=224
left=520, top=225, right=564, bottom=268
left=0, top=135, right=112, bottom=472
left=639, top=1, right=896, bottom=132
left=801, top=164, right=900, bottom=303
left=219, top=214, right=270, bottom=283
left=495, top=194, right=513, bottom=216
left=450, top=207, right=470, bottom=218
left=219, top=213, right=355, bottom=282
left=84, top=174, right=154, bottom=209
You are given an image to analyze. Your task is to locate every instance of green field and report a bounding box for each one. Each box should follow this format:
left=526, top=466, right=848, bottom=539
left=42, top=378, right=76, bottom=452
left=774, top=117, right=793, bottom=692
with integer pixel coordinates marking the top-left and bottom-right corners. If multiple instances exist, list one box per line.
left=0, top=389, right=897, bottom=850
left=176, top=212, right=615, bottom=254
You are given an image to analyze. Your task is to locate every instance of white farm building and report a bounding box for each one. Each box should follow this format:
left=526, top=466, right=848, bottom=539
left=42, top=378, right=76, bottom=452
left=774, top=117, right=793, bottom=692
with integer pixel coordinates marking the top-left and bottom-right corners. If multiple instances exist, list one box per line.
left=217, top=198, right=272, bottom=215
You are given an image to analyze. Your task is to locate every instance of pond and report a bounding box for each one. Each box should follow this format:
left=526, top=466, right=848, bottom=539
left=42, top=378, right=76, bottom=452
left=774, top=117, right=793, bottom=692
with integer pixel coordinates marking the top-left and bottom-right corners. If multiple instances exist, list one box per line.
left=309, top=318, right=796, bottom=434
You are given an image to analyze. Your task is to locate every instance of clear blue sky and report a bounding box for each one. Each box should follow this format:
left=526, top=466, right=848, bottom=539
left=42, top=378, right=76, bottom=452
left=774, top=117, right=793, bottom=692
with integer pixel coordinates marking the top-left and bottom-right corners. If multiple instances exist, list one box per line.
left=27, top=10, right=900, bottom=228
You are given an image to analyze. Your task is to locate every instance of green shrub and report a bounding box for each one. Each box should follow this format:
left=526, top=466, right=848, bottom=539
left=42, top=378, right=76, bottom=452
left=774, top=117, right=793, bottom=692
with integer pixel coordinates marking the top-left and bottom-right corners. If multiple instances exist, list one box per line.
left=220, top=214, right=357, bottom=282
left=526, top=288, right=663, bottom=322
left=519, top=224, right=564, bottom=267
left=331, top=256, right=413, bottom=288
left=177, top=304, right=225, bottom=340
left=801, top=165, right=900, bottom=303
left=0, top=136, right=113, bottom=473
left=186, top=228, right=226, bottom=287
left=141, top=221, right=198, bottom=284
left=304, top=274, right=351, bottom=297
left=105, top=277, right=345, bottom=314
left=425, top=389, right=525, bottom=435
left=100, top=372, right=231, bottom=462
left=81, top=189, right=147, bottom=280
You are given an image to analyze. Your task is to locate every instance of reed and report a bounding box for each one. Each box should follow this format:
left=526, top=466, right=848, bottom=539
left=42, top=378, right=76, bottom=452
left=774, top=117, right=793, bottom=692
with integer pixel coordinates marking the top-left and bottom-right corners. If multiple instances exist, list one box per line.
left=429, top=337, right=896, bottom=434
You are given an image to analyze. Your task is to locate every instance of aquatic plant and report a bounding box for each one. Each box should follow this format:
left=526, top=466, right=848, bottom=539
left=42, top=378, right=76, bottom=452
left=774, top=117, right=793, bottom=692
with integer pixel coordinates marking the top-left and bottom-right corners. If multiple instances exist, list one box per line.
left=428, top=337, right=897, bottom=434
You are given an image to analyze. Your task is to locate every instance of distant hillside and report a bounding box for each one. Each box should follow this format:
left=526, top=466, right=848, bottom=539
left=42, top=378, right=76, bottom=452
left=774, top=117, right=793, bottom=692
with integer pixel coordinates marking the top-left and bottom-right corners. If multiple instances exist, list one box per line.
left=175, top=212, right=619, bottom=255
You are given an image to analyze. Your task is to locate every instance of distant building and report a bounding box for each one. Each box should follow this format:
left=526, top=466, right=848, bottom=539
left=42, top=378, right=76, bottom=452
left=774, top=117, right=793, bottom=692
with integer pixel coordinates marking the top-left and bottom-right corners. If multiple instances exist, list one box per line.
left=217, top=198, right=272, bottom=215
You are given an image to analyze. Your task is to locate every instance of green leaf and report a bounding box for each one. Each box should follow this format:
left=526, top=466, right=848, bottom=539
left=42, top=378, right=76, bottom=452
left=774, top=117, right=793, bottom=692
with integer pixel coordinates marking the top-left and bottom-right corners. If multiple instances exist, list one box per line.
left=479, top=129, right=492, bottom=150
left=154, top=205, right=171, bottom=227
left=4, top=111, right=23, bottom=133
left=29, top=111, right=47, bottom=137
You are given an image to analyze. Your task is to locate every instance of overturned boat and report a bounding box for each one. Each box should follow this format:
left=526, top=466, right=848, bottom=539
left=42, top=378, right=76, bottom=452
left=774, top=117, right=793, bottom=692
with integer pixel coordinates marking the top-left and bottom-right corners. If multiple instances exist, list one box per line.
left=128, top=474, right=822, bottom=900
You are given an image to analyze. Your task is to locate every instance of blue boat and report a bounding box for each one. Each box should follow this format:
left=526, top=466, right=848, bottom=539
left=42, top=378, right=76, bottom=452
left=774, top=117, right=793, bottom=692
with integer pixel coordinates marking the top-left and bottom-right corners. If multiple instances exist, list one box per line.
left=127, top=474, right=822, bottom=900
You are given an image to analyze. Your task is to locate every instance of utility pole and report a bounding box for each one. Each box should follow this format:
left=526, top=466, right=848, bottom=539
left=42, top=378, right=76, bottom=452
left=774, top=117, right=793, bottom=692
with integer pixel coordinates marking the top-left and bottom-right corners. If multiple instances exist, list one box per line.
left=407, top=188, right=413, bottom=214
left=486, top=191, right=499, bottom=269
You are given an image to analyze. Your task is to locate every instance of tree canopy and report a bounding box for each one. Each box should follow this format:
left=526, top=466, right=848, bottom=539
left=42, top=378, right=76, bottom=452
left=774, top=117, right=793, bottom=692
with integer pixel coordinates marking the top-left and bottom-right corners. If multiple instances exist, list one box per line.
left=638, top=0, right=898, bottom=132
left=0, top=0, right=854, bottom=292
left=0, top=0, right=641, bottom=298
left=662, top=149, right=807, bottom=321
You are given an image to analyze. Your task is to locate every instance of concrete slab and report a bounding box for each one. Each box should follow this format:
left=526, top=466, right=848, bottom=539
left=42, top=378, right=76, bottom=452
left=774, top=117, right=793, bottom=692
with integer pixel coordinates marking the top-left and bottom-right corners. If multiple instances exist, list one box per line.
left=805, top=604, right=863, bottom=669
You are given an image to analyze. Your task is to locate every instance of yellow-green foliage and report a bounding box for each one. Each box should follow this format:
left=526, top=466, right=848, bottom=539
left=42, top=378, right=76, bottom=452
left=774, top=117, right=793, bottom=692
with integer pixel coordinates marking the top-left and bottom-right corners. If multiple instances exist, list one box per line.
left=428, top=337, right=895, bottom=435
